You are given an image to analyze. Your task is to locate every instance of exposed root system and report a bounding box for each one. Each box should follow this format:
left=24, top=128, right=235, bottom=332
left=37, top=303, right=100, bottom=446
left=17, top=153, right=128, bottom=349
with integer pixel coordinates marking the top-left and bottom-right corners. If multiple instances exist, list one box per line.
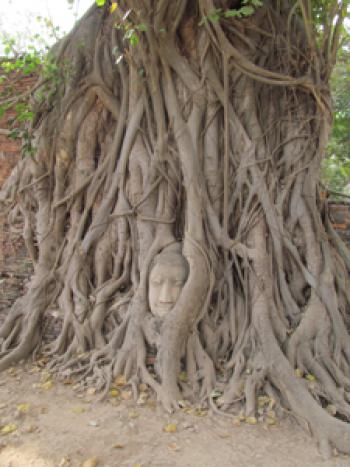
left=1, top=0, right=350, bottom=457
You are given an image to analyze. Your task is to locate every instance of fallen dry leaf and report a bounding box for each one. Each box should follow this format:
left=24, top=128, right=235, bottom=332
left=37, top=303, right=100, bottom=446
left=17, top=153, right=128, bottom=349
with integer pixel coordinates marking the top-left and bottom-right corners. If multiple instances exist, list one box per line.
left=168, top=442, right=181, bottom=451
left=7, top=367, right=17, bottom=377
left=80, top=457, right=98, bottom=467
left=246, top=417, right=257, bottom=425
left=113, top=443, right=125, bottom=449
left=128, top=409, right=139, bottom=419
left=88, top=420, right=99, bottom=427
left=63, top=379, right=74, bottom=385
left=86, top=387, right=96, bottom=396
left=41, top=380, right=53, bottom=390
left=58, top=457, right=71, bottom=467
left=17, top=403, right=30, bottom=413
left=137, top=391, right=148, bottom=405
left=326, top=404, right=337, bottom=416
left=1, top=424, right=17, bottom=435
left=72, top=407, right=86, bottom=414
left=109, top=388, right=119, bottom=398
left=305, top=373, right=316, bottom=382
left=193, top=408, right=207, bottom=417
left=266, top=416, right=277, bottom=426
left=163, top=423, right=177, bottom=433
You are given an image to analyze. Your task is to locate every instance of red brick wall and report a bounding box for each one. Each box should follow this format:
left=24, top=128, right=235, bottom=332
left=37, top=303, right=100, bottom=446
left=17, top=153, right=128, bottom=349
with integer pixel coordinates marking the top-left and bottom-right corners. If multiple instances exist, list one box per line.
left=0, top=70, right=38, bottom=269
left=0, top=72, right=37, bottom=184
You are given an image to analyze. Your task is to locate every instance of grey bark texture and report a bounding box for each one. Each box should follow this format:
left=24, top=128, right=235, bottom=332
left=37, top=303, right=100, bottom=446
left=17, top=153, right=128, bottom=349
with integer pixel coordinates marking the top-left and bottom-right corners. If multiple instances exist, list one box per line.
left=1, top=0, right=349, bottom=457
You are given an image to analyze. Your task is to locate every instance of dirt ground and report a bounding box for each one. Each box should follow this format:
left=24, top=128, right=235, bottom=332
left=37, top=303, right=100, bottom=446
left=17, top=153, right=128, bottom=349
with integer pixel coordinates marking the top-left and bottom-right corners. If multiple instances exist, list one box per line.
left=0, top=363, right=347, bottom=467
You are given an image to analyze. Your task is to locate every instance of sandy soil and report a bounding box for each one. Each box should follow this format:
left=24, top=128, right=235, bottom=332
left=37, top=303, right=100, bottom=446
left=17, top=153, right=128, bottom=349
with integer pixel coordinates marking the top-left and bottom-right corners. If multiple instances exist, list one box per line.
left=0, top=363, right=348, bottom=467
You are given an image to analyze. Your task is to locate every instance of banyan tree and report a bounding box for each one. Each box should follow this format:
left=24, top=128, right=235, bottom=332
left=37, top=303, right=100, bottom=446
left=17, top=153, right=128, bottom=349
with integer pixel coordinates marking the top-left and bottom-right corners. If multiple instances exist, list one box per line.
left=1, top=0, right=350, bottom=456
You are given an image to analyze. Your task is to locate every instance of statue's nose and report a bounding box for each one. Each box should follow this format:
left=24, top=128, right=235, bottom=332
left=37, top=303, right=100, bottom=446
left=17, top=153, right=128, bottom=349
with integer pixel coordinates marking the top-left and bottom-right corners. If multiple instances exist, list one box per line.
left=159, top=281, right=173, bottom=303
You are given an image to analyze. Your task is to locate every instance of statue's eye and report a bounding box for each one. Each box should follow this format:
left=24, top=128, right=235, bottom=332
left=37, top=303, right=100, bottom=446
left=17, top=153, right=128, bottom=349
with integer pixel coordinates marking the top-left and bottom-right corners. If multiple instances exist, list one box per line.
left=174, top=281, right=184, bottom=286
left=151, top=279, right=162, bottom=286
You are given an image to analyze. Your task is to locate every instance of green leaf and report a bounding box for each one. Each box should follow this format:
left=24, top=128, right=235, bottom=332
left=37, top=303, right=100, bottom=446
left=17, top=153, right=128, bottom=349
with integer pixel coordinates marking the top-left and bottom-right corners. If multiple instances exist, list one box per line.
left=224, top=10, right=241, bottom=18
left=137, top=23, right=147, bottom=32
left=240, top=6, right=254, bottom=16
left=129, top=33, right=139, bottom=46
left=95, top=0, right=106, bottom=6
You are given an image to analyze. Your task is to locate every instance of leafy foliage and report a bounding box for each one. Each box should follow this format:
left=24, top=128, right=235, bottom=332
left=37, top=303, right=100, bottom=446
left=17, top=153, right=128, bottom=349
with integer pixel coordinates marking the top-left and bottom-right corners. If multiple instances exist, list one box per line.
left=323, top=29, right=350, bottom=192
left=0, top=17, right=67, bottom=156
left=199, top=0, right=263, bottom=25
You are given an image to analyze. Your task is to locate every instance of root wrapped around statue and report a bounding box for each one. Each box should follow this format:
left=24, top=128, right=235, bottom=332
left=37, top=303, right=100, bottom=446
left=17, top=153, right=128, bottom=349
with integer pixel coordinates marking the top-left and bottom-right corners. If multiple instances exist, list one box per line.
left=1, top=0, right=350, bottom=457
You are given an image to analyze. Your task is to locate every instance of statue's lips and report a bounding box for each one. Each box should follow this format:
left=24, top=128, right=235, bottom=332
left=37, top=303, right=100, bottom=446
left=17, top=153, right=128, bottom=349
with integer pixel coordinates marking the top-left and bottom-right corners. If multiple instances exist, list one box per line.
left=154, top=304, right=175, bottom=313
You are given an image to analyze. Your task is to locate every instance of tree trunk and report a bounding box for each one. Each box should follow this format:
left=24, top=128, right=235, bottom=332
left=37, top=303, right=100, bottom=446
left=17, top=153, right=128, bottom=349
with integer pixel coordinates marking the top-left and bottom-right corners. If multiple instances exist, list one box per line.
left=1, top=0, right=350, bottom=456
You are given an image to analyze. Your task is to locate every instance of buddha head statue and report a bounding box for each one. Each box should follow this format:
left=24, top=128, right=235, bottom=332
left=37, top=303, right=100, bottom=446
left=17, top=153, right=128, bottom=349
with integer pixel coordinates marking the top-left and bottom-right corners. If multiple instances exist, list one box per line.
left=148, top=245, right=189, bottom=319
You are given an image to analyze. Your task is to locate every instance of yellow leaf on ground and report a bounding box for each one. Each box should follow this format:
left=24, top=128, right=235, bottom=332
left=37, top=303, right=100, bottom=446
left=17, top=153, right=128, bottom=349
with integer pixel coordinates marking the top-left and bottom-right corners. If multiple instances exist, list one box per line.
left=17, top=403, right=30, bottom=413
left=194, top=408, right=207, bottom=417
left=133, top=464, right=142, bottom=467
left=266, top=416, right=277, bottom=426
left=128, top=409, right=139, bottom=419
left=246, top=417, right=258, bottom=425
left=1, top=423, right=17, bottom=435
left=41, top=380, right=53, bottom=390
left=163, top=423, right=177, bottom=433
left=80, top=457, right=98, bottom=467
left=72, top=407, right=86, bottom=414
left=109, top=389, right=119, bottom=398
left=294, top=368, right=303, bottom=378
left=305, top=373, right=316, bottom=382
